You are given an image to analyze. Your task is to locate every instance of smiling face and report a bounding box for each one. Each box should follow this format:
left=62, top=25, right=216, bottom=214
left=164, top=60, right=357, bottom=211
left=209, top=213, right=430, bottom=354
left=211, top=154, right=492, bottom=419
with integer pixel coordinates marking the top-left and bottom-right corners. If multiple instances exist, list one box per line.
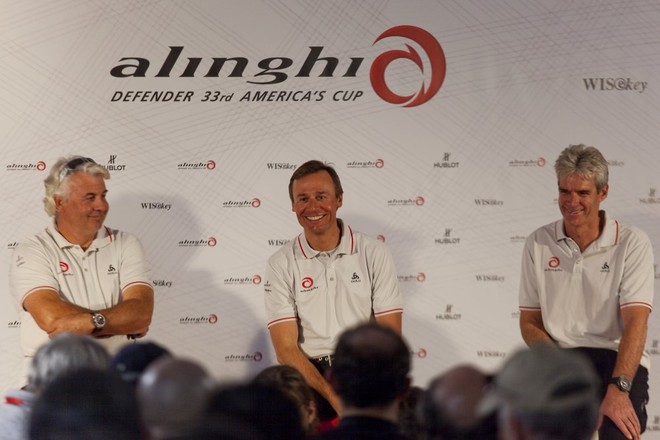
left=291, top=170, right=342, bottom=249
left=55, top=172, right=109, bottom=245
left=558, top=173, right=607, bottom=233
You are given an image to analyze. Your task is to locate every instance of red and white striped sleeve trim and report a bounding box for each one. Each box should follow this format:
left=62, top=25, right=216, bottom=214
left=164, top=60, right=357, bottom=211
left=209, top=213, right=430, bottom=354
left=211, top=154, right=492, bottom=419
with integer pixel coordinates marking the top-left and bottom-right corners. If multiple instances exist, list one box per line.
left=267, top=316, right=297, bottom=328
left=374, top=307, right=403, bottom=317
left=24, top=285, right=58, bottom=298
left=121, top=281, right=153, bottom=292
left=621, top=301, right=653, bottom=311
left=519, top=306, right=542, bottom=311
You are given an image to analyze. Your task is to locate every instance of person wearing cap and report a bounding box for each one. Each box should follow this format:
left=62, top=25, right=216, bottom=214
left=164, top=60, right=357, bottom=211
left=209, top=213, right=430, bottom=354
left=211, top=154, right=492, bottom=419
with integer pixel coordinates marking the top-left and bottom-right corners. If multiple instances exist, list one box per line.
left=264, top=160, right=403, bottom=423
left=518, top=144, right=654, bottom=440
left=111, top=341, right=172, bottom=387
left=9, top=156, right=154, bottom=386
left=480, top=344, right=600, bottom=440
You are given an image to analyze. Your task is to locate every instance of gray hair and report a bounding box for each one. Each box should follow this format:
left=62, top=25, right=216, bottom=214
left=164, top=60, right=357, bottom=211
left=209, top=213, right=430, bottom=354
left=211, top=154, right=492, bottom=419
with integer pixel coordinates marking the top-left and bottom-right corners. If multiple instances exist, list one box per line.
left=554, top=144, right=608, bottom=192
left=27, top=333, right=110, bottom=393
left=43, top=156, right=110, bottom=217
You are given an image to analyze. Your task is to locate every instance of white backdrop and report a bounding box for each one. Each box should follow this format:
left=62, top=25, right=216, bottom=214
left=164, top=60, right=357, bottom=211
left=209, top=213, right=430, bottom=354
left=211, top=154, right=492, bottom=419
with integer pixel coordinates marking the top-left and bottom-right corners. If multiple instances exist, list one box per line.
left=2, top=0, right=660, bottom=435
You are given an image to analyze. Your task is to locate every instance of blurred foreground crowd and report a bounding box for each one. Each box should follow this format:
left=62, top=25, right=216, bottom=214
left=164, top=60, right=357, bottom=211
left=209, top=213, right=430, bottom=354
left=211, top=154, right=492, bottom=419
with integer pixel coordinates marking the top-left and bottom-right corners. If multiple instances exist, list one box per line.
left=0, top=322, right=601, bottom=440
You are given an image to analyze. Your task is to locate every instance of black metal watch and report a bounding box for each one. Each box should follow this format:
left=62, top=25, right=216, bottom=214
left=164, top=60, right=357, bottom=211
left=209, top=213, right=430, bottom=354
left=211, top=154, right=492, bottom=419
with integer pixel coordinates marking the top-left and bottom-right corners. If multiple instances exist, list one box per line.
left=608, top=375, right=632, bottom=393
left=91, top=312, right=106, bottom=333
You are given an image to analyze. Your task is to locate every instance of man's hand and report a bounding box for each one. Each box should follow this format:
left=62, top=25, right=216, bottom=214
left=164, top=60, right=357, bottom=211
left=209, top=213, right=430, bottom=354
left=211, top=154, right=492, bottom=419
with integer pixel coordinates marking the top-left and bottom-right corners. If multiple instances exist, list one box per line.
left=598, top=387, right=641, bottom=440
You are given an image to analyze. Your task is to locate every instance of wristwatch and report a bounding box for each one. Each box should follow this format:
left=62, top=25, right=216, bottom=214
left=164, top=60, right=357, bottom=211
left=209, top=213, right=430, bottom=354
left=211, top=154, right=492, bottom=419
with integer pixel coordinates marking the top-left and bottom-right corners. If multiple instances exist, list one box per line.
left=608, top=375, right=632, bottom=393
left=91, top=312, right=106, bottom=334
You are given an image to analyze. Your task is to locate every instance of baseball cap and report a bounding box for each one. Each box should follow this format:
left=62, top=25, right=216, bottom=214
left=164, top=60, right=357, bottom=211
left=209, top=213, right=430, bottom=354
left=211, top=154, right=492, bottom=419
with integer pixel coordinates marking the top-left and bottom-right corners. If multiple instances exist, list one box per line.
left=479, top=344, right=599, bottom=415
left=111, top=341, right=171, bottom=384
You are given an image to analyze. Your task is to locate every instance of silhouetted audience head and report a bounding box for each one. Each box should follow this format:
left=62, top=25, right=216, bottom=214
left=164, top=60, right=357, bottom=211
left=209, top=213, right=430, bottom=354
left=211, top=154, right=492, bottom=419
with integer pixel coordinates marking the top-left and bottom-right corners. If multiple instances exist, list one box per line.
left=27, top=333, right=110, bottom=394
left=137, top=357, right=215, bottom=439
left=28, top=368, right=144, bottom=440
left=329, top=322, right=411, bottom=409
left=110, top=341, right=171, bottom=386
left=253, top=364, right=319, bottom=435
left=479, top=344, right=599, bottom=440
left=193, top=382, right=306, bottom=440
left=420, top=364, right=497, bottom=439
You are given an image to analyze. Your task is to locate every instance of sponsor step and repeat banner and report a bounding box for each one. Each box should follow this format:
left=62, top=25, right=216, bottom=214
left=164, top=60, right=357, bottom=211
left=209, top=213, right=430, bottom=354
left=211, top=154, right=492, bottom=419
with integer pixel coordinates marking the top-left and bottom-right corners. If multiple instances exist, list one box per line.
left=2, top=1, right=660, bottom=433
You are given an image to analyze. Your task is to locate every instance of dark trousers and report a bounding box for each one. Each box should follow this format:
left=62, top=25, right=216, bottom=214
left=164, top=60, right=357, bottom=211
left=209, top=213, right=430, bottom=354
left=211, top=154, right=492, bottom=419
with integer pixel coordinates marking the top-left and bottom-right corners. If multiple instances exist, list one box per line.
left=570, top=347, right=649, bottom=440
left=310, top=356, right=338, bottom=422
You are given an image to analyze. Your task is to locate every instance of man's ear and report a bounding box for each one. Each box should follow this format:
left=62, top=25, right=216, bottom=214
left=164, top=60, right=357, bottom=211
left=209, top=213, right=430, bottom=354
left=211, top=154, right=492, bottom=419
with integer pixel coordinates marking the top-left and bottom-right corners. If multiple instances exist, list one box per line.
left=53, top=195, right=64, bottom=212
left=599, top=183, right=609, bottom=201
left=337, top=194, right=343, bottom=208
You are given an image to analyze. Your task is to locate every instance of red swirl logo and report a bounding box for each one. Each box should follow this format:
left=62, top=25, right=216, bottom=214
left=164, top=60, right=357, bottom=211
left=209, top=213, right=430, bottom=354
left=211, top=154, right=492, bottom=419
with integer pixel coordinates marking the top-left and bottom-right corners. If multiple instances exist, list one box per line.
left=252, top=275, right=262, bottom=285
left=417, top=272, right=426, bottom=282
left=208, top=314, right=218, bottom=324
left=36, top=161, right=47, bottom=171
left=301, top=277, right=314, bottom=289
left=253, top=351, right=263, bottom=362
left=371, top=25, right=446, bottom=107
left=548, top=257, right=560, bottom=268
left=208, top=237, right=217, bottom=247
left=416, top=348, right=427, bottom=358
left=415, top=196, right=425, bottom=206
left=377, top=234, right=386, bottom=242
left=207, top=160, right=216, bottom=170
left=375, top=159, right=384, bottom=168
left=537, top=157, right=546, bottom=167
left=252, top=198, right=261, bottom=208
left=59, top=261, right=69, bottom=273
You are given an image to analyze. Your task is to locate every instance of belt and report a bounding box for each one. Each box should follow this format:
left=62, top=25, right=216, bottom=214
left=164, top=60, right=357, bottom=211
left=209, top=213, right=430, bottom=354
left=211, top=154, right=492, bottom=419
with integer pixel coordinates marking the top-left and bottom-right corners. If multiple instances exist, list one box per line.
left=310, top=355, right=335, bottom=368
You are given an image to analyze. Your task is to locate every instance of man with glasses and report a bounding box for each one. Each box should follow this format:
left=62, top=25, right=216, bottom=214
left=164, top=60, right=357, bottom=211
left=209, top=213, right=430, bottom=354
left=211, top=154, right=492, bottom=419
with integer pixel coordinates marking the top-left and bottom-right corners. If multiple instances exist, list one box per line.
left=9, top=156, right=154, bottom=385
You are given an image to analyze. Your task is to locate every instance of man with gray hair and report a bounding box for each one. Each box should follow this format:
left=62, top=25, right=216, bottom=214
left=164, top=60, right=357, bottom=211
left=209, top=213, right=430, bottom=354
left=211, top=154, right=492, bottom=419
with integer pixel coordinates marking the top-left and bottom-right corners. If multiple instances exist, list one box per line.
left=0, top=333, right=110, bottom=440
left=9, top=156, right=154, bottom=385
left=479, top=344, right=600, bottom=440
left=518, top=144, right=653, bottom=439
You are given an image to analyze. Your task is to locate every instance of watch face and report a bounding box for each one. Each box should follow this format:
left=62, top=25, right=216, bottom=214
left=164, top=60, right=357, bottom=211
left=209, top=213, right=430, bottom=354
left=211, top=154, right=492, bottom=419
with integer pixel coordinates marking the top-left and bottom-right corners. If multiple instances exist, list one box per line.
left=619, top=377, right=632, bottom=392
left=93, top=313, right=106, bottom=328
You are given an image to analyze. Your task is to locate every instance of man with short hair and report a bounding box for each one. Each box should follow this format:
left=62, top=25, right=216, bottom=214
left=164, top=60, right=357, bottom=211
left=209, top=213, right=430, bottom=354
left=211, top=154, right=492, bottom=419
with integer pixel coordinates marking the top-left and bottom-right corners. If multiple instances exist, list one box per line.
left=420, top=364, right=498, bottom=439
left=10, top=156, right=154, bottom=385
left=265, top=160, right=403, bottom=420
left=518, top=144, right=654, bottom=440
left=0, top=333, right=110, bottom=440
left=318, top=322, right=412, bottom=439
left=479, top=344, right=600, bottom=440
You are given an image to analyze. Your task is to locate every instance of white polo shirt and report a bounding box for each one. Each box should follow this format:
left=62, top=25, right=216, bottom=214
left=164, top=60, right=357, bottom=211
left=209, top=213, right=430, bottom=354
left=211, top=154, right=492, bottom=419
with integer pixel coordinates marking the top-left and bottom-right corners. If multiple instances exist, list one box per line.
left=10, top=224, right=153, bottom=366
left=265, top=220, right=403, bottom=358
left=519, top=211, right=654, bottom=368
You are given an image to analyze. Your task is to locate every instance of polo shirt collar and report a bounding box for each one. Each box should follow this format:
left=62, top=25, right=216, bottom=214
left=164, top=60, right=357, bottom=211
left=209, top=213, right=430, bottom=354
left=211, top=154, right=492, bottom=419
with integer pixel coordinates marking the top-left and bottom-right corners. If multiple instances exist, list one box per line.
left=554, top=210, right=619, bottom=249
left=48, top=223, right=113, bottom=250
left=295, top=219, right=355, bottom=259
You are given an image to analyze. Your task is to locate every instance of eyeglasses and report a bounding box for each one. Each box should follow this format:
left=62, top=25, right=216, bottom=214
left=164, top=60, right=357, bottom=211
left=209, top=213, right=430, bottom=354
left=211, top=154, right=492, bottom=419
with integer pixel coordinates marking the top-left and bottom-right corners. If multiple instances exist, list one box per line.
left=58, top=157, right=96, bottom=181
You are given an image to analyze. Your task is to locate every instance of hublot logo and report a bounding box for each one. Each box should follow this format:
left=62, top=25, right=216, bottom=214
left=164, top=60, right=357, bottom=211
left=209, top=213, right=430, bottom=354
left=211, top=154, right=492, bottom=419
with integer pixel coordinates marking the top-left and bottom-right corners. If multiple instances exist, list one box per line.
left=433, top=152, right=459, bottom=169
left=436, top=304, right=462, bottom=320
left=640, top=188, right=660, bottom=204
left=435, top=228, right=460, bottom=245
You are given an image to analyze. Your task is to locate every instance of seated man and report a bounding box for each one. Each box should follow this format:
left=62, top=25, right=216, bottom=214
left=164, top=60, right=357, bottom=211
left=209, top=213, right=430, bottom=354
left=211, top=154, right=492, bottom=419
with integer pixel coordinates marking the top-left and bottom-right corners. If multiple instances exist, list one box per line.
left=9, top=156, right=154, bottom=385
